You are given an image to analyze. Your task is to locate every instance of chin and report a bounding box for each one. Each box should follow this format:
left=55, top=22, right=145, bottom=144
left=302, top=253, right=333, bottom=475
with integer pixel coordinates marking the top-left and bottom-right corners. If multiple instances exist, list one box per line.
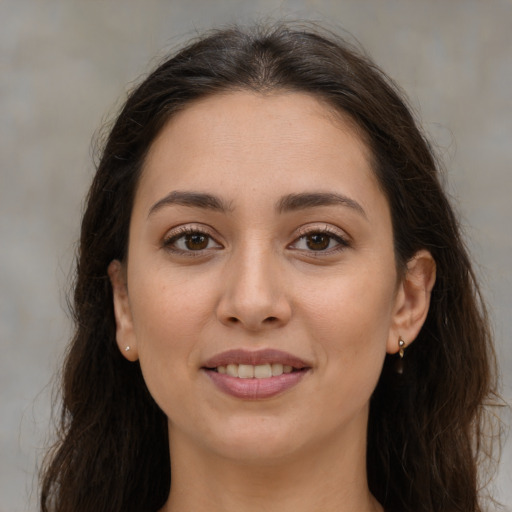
left=201, top=415, right=313, bottom=463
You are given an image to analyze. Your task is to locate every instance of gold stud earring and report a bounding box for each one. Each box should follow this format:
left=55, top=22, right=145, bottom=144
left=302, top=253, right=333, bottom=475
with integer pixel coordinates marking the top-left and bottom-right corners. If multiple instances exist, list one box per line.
left=399, top=338, right=405, bottom=358
left=395, top=337, right=406, bottom=374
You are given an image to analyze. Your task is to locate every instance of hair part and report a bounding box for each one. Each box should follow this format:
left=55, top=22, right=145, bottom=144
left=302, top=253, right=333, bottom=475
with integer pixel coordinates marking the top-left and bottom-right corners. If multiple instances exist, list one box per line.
left=40, top=22, right=500, bottom=512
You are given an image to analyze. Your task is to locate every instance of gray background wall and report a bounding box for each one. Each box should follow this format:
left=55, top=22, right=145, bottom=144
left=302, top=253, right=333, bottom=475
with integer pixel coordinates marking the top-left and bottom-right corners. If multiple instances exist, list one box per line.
left=1, top=1, right=511, bottom=510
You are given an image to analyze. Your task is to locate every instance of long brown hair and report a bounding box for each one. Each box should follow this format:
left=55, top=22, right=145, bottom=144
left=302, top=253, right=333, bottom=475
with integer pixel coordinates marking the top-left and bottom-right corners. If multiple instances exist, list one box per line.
left=40, top=23, right=500, bottom=512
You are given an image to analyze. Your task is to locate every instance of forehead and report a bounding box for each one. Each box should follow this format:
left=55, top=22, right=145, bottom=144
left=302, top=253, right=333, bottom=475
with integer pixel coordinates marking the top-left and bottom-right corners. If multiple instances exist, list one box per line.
left=137, top=90, right=381, bottom=214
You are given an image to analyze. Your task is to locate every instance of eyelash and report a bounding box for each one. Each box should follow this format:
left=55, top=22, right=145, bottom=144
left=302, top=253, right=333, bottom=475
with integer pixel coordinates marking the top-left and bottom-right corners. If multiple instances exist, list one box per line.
left=291, top=225, right=350, bottom=255
left=162, top=226, right=221, bottom=256
left=162, top=225, right=350, bottom=256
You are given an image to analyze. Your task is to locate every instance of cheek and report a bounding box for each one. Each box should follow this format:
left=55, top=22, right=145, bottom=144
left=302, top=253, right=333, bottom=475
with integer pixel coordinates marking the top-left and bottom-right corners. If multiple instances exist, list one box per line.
left=301, top=268, right=395, bottom=389
left=301, top=265, right=396, bottom=339
left=128, top=289, right=201, bottom=420
left=130, top=267, right=212, bottom=342
left=127, top=272, right=210, bottom=391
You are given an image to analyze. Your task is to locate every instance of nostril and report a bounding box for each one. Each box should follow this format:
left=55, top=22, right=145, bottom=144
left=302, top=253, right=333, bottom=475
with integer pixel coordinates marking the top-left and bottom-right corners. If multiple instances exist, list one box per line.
left=220, top=314, right=284, bottom=328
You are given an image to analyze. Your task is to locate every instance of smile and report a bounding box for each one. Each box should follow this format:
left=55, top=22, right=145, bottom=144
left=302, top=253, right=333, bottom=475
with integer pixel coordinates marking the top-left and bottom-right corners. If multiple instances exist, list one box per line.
left=215, top=363, right=294, bottom=378
left=202, top=349, right=310, bottom=399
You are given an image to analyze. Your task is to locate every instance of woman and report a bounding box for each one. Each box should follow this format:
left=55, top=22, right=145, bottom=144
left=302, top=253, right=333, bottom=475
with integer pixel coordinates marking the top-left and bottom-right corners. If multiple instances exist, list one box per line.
left=40, top=23, right=500, bottom=512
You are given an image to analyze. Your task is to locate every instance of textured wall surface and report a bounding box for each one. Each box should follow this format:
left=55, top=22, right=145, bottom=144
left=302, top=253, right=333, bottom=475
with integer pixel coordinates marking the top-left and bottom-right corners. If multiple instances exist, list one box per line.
left=1, top=1, right=511, bottom=510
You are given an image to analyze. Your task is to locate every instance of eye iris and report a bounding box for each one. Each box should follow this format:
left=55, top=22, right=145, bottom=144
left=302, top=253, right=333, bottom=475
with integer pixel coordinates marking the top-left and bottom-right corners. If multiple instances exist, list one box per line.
left=306, top=233, right=330, bottom=250
left=185, top=233, right=209, bottom=250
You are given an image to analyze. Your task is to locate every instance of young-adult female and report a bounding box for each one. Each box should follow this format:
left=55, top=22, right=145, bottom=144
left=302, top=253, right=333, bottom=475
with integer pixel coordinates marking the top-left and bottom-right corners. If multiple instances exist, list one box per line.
left=40, top=23, right=500, bottom=512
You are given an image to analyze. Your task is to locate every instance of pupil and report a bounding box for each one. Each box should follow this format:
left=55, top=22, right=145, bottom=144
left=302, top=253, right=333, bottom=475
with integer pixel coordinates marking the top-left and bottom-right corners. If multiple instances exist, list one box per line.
left=185, top=233, right=208, bottom=250
left=306, top=234, right=329, bottom=250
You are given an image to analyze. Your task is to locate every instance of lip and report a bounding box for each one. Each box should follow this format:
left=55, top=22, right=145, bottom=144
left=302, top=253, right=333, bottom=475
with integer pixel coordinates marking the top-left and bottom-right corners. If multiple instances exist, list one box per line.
left=202, top=348, right=310, bottom=369
left=202, top=349, right=311, bottom=400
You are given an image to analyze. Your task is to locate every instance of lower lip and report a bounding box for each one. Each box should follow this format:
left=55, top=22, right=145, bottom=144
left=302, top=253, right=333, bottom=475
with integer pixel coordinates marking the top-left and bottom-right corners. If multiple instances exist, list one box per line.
left=204, top=369, right=309, bottom=399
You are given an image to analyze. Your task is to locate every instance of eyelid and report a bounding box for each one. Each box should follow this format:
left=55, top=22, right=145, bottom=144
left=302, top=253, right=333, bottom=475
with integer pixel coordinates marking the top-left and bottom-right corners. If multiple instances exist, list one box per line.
left=162, top=224, right=223, bottom=254
left=289, top=223, right=351, bottom=253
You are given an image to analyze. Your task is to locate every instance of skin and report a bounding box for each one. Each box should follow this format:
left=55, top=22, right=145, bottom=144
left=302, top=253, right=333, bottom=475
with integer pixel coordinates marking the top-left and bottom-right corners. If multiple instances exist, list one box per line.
left=109, top=91, right=436, bottom=512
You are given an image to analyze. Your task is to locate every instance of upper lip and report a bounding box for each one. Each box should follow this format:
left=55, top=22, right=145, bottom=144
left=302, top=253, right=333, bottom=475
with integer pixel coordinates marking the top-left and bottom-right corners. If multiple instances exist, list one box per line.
left=202, top=349, right=310, bottom=369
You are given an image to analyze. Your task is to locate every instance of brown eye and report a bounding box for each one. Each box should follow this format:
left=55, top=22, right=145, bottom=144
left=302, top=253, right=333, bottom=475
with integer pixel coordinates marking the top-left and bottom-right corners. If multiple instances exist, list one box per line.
left=290, top=229, right=349, bottom=253
left=306, top=233, right=330, bottom=251
left=184, top=233, right=209, bottom=250
left=164, top=229, right=222, bottom=253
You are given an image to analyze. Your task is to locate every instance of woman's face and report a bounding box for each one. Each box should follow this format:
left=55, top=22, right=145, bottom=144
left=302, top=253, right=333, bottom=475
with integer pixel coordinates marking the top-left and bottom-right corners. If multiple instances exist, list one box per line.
left=111, top=91, right=411, bottom=462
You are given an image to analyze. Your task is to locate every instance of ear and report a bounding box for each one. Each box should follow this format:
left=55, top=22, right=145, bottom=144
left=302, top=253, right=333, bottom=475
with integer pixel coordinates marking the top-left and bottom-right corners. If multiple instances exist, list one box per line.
left=107, top=260, right=138, bottom=361
left=387, top=250, right=436, bottom=354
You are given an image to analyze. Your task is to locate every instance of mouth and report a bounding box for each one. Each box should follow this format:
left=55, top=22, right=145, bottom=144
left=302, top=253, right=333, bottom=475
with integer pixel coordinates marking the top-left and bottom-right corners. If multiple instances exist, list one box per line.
left=210, top=363, right=299, bottom=379
left=202, top=349, right=311, bottom=399
left=202, top=348, right=310, bottom=375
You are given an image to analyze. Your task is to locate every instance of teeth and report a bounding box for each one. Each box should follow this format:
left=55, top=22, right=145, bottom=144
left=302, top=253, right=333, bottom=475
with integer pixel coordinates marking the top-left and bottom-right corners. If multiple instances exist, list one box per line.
left=238, top=364, right=254, bottom=379
left=271, top=363, right=283, bottom=376
left=226, top=364, right=238, bottom=377
left=215, top=363, right=296, bottom=379
left=254, top=364, right=272, bottom=379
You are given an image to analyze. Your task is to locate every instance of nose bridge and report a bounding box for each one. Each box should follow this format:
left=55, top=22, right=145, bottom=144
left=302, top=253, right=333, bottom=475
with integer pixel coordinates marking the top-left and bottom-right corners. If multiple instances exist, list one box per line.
left=216, top=236, right=291, bottom=330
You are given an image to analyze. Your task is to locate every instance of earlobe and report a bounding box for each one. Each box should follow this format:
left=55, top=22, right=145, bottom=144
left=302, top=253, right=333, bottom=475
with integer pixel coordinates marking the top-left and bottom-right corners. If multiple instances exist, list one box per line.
left=387, top=250, right=436, bottom=354
left=107, top=260, right=139, bottom=361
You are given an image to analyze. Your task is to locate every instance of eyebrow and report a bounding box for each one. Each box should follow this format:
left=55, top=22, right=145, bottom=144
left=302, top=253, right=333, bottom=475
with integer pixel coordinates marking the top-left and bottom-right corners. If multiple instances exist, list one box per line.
left=148, top=190, right=367, bottom=219
left=276, top=192, right=367, bottom=219
left=148, top=191, right=233, bottom=217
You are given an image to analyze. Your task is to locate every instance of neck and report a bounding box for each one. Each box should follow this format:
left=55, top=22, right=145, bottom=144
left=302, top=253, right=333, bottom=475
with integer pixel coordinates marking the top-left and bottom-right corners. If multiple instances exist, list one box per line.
left=160, top=420, right=382, bottom=512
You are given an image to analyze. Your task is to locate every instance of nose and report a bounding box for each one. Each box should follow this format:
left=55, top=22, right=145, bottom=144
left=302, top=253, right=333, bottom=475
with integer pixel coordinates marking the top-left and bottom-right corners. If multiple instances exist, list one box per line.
left=216, top=244, right=292, bottom=331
